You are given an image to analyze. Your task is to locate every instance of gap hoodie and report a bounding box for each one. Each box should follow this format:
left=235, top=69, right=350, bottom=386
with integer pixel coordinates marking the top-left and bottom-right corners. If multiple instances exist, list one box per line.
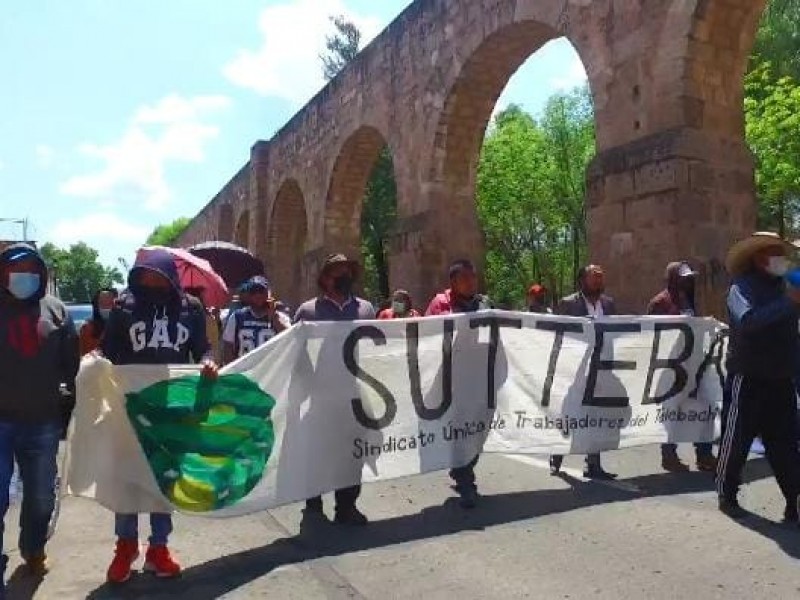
left=101, top=249, right=210, bottom=365
left=0, top=243, right=79, bottom=423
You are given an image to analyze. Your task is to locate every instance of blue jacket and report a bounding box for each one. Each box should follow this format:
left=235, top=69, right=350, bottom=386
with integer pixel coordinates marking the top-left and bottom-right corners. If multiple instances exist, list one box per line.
left=726, top=269, right=799, bottom=379
left=101, top=250, right=209, bottom=366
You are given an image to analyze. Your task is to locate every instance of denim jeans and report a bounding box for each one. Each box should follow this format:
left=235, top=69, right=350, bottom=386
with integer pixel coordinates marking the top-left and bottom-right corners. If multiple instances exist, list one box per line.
left=115, top=513, right=173, bottom=546
left=0, top=421, right=61, bottom=570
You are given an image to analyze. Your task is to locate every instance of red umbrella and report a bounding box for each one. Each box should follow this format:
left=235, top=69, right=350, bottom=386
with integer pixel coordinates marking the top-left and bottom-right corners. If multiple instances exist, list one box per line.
left=136, top=246, right=230, bottom=308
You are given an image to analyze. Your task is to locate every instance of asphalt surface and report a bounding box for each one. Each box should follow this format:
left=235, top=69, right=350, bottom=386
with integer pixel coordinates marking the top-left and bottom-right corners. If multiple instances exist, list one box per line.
left=4, top=445, right=800, bottom=599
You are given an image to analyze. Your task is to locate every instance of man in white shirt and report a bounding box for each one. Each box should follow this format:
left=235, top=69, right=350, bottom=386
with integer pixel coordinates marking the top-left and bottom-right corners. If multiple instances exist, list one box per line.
left=550, top=265, right=618, bottom=480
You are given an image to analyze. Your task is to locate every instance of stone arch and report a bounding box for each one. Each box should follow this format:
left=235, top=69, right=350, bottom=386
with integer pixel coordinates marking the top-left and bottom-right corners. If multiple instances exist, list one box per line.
left=431, top=25, right=587, bottom=187
left=218, top=204, right=234, bottom=242
left=323, top=125, right=396, bottom=294
left=676, top=0, right=768, bottom=140
left=421, top=17, right=595, bottom=291
left=268, top=179, right=309, bottom=307
left=235, top=210, right=250, bottom=248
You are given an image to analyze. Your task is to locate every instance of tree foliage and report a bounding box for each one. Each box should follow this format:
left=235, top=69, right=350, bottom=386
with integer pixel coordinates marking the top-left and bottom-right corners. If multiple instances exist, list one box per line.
left=745, top=2, right=800, bottom=237
left=321, top=16, right=362, bottom=82
left=745, top=63, right=800, bottom=237
left=146, top=217, right=191, bottom=247
left=477, top=88, right=595, bottom=307
left=40, top=242, right=123, bottom=303
left=751, top=0, right=800, bottom=80
left=321, top=15, right=397, bottom=303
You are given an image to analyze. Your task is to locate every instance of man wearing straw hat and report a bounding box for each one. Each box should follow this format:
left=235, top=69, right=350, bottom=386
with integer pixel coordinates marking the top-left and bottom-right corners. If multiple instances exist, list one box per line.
left=717, top=232, right=800, bottom=522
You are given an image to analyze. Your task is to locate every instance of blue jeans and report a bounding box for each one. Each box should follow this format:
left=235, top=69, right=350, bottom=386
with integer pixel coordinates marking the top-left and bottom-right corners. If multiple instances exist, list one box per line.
left=0, top=421, right=60, bottom=568
left=115, top=513, right=173, bottom=546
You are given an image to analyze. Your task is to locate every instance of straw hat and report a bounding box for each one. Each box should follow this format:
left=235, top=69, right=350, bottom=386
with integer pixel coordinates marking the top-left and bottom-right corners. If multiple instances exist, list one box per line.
left=725, top=232, right=794, bottom=276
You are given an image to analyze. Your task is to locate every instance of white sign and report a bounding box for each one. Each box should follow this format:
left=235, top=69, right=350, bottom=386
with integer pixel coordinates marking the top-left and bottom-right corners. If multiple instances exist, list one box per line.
left=66, top=312, right=724, bottom=517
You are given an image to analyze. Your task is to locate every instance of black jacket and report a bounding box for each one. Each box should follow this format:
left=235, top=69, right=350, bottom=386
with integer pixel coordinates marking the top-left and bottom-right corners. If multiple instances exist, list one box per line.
left=0, top=244, right=79, bottom=423
left=726, top=269, right=799, bottom=379
left=102, top=250, right=209, bottom=366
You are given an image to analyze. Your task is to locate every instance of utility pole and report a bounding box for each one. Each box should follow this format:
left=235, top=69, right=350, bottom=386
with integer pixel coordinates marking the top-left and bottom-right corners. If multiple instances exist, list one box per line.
left=0, top=218, right=28, bottom=241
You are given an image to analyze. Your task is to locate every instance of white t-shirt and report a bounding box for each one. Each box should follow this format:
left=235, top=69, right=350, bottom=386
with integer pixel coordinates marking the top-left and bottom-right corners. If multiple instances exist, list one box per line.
left=584, top=297, right=604, bottom=318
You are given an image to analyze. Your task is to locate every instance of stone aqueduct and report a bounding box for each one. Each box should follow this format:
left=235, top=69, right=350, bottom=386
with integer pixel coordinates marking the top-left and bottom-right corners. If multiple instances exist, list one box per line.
left=176, top=0, right=766, bottom=314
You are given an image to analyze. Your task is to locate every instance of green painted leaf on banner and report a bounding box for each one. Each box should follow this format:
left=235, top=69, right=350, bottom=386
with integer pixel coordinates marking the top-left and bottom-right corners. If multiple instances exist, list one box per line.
left=125, top=374, right=276, bottom=513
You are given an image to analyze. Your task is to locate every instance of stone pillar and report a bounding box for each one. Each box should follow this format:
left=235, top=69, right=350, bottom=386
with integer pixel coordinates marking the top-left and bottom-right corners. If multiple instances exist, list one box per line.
left=390, top=181, right=487, bottom=308
left=587, top=128, right=756, bottom=318
left=250, top=141, right=271, bottom=268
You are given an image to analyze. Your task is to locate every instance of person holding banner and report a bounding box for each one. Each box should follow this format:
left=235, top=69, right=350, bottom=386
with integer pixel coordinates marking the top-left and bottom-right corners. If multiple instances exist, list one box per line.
left=647, top=262, right=717, bottom=473
left=549, top=265, right=617, bottom=480
left=378, top=289, right=420, bottom=319
left=717, top=232, right=800, bottom=522
left=526, top=284, right=551, bottom=314
left=222, top=276, right=290, bottom=363
left=100, top=250, right=219, bottom=583
left=0, top=244, right=80, bottom=587
left=426, top=259, right=493, bottom=508
left=294, top=254, right=376, bottom=525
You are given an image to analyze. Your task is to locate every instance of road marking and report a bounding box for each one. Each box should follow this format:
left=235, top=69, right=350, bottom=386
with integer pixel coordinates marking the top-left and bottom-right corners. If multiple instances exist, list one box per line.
left=502, top=454, right=643, bottom=495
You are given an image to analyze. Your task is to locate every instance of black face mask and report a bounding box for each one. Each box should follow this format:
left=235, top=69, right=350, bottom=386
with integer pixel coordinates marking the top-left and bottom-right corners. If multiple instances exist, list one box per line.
left=333, top=275, right=354, bottom=296
left=140, top=287, right=172, bottom=306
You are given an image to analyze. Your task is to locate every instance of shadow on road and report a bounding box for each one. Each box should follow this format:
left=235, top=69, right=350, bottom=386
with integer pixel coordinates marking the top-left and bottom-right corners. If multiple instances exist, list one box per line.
left=85, top=457, right=793, bottom=600
left=5, top=565, right=43, bottom=600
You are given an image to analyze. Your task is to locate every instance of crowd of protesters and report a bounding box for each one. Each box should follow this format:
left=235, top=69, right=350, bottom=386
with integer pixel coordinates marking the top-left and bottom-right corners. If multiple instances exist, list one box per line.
left=1, top=229, right=799, bottom=592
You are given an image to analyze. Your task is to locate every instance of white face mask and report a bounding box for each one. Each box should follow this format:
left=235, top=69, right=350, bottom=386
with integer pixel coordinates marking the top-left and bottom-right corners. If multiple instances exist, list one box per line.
left=766, top=256, right=790, bottom=277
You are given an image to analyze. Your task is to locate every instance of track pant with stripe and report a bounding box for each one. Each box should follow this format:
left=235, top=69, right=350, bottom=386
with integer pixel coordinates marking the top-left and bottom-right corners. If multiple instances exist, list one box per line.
left=716, top=374, right=800, bottom=503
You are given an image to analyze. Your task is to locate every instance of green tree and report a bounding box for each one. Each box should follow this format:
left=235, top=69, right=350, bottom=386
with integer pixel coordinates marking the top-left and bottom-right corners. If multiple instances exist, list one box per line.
left=321, top=16, right=397, bottom=303
left=751, top=0, right=800, bottom=80
left=745, top=63, right=800, bottom=237
left=146, top=217, right=191, bottom=247
left=477, top=90, right=595, bottom=307
left=40, top=242, right=123, bottom=302
left=321, top=16, right=362, bottom=81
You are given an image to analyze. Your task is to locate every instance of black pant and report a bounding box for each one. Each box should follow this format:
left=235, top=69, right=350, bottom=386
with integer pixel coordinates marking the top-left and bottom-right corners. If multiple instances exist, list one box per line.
left=307, top=485, right=360, bottom=511
left=450, top=455, right=479, bottom=494
left=716, top=374, right=800, bottom=503
left=551, top=453, right=602, bottom=469
left=661, top=443, right=714, bottom=459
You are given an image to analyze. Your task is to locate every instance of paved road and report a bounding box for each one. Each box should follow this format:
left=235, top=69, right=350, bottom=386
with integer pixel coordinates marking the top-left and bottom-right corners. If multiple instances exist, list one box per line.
left=4, top=445, right=800, bottom=599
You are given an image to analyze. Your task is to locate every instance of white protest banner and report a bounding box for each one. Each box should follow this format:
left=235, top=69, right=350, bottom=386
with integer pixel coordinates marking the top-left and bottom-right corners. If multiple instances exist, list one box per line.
left=65, top=311, right=725, bottom=517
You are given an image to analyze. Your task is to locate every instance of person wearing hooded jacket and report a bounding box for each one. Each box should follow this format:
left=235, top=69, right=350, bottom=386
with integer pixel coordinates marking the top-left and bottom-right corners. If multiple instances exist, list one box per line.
left=0, top=243, right=79, bottom=588
left=717, top=232, right=800, bottom=522
left=647, top=261, right=717, bottom=473
left=100, top=249, right=219, bottom=584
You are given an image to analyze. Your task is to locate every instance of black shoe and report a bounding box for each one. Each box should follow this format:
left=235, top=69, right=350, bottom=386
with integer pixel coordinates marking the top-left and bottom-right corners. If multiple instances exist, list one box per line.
left=549, top=455, right=563, bottom=476
left=718, top=496, right=747, bottom=520
left=584, top=465, right=617, bottom=480
left=458, top=488, right=479, bottom=509
left=334, top=505, right=368, bottom=526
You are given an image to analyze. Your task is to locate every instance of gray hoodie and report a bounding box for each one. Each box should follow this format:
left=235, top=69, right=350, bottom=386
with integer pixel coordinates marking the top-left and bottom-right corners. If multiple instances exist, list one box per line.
left=0, top=243, right=80, bottom=423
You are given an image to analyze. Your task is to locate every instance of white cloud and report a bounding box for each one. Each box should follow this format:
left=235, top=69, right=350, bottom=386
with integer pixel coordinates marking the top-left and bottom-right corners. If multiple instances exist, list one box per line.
left=60, top=93, right=231, bottom=212
left=36, top=144, right=55, bottom=169
left=50, top=213, right=150, bottom=246
left=550, top=56, right=588, bottom=91
left=49, top=213, right=153, bottom=268
left=223, top=0, right=384, bottom=105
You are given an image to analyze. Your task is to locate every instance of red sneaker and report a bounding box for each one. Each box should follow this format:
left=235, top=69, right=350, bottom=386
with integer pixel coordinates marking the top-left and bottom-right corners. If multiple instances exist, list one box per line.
left=143, top=545, right=182, bottom=578
left=107, top=539, right=140, bottom=584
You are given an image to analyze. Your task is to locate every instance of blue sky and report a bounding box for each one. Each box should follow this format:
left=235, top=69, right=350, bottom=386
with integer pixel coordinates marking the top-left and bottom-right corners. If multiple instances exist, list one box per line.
left=0, top=1, right=586, bottom=269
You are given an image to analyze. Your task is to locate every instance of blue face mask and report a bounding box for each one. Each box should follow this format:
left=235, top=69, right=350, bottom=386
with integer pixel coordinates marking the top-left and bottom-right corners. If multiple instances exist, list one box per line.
left=99, top=308, right=112, bottom=320
left=7, top=272, right=40, bottom=300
